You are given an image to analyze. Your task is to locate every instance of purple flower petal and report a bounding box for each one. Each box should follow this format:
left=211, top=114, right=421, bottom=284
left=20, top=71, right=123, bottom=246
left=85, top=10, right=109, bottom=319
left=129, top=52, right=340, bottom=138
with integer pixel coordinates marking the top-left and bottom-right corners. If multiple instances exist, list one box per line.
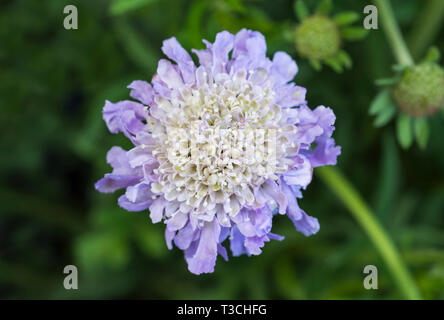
left=162, top=37, right=196, bottom=84
left=102, top=100, right=147, bottom=143
left=128, top=80, right=154, bottom=106
left=186, top=220, right=221, bottom=275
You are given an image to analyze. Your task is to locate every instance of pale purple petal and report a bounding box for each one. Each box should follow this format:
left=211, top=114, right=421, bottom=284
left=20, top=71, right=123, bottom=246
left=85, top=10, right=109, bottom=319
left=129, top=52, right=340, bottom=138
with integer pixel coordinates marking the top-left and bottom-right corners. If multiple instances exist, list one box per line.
left=95, top=174, right=140, bottom=193
left=162, top=37, right=195, bottom=84
left=186, top=220, right=221, bottom=275
left=271, top=51, right=298, bottom=84
left=102, top=100, right=147, bottom=143
left=149, top=198, right=166, bottom=223
left=283, top=156, right=313, bottom=188
left=128, top=80, right=154, bottom=106
left=230, top=227, right=246, bottom=257
left=292, top=210, right=320, bottom=236
left=174, top=221, right=196, bottom=250
left=157, top=59, right=184, bottom=88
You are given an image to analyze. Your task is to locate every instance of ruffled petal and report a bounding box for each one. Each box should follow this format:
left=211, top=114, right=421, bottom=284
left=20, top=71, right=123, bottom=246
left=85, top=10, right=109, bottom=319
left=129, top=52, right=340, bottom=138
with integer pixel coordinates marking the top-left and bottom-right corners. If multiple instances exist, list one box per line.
left=117, top=182, right=154, bottom=212
left=271, top=51, right=298, bottom=84
left=283, top=156, right=313, bottom=188
left=128, top=80, right=154, bottom=106
left=149, top=198, right=167, bottom=223
left=308, top=136, right=341, bottom=167
left=212, top=31, right=234, bottom=74
left=186, top=220, right=221, bottom=275
left=174, top=221, right=197, bottom=250
left=102, top=100, right=147, bottom=142
left=292, top=210, right=320, bottom=236
left=95, top=147, right=142, bottom=193
left=157, top=59, right=184, bottom=88
left=95, top=174, right=140, bottom=193
left=162, top=37, right=196, bottom=84
left=230, top=227, right=246, bottom=257
left=244, top=235, right=270, bottom=255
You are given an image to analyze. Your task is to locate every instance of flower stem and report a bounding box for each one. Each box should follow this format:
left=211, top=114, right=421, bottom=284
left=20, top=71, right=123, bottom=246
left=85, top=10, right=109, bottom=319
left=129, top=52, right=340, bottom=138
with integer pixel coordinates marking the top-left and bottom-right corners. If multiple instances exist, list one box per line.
left=374, top=0, right=414, bottom=66
left=407, top=0, right=444, bottom=59
left=316, top=166, right=422, bottom=300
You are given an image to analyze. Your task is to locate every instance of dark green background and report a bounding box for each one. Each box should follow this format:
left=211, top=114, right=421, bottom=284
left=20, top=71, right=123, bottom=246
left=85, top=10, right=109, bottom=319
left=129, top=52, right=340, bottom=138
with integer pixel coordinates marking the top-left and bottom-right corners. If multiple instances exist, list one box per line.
left=1, top=0, right=443, bottom=299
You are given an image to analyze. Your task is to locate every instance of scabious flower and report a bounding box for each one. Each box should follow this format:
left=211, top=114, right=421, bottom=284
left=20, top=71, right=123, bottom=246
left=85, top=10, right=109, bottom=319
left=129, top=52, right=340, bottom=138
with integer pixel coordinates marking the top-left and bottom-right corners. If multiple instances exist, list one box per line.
left=95, top=29, right=341, bottom=275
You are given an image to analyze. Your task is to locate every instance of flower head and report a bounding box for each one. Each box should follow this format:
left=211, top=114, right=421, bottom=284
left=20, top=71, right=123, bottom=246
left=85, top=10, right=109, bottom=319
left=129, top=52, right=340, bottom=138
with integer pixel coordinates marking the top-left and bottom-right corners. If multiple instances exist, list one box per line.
left=295, top=15, right=340, bottom=61
left=394, top=62, right=444, bottom=117
left=370, top=47, right=444, bottom=149
left=292, top=0, right=368, bottom=72
left=95, top=29, right=341, bottom=275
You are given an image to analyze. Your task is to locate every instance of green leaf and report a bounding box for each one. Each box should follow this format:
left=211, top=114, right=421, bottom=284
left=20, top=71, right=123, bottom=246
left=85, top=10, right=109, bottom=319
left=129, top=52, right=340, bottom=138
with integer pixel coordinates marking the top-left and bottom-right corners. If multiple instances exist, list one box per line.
left=374, top=77, right=399, bottom=86
left=337, top=50, right=352, bottom=68
left=294, top=0, right=309, bottom=21
left=374, top=134, right=400, bottom=219
left=333, top=11, right=359, bottom=26
left=309, top=59, right=322, bottom=71
left=325, top=56, right=343, bottom=73
left=392, top=64, right=409, bottom=73
left=113, top=19, right=159, bottom=73
left=424, top=46, right=441, bottom=63
left=374, top=103, right=396, bottom=127
left=396, top=114, right=413, bottom=149
left=369, top=90, right=392, bottom=115
left=414, top=117, right=430, bottom=149
left=316, top=0, right=332, bottom=15
left=341, top=27, right=369, bottom=41
left=225, top=0, right=246, bottom=13
left=110, top=0, right=157, bottom=15
left=185, top=0, right=209, bottom=48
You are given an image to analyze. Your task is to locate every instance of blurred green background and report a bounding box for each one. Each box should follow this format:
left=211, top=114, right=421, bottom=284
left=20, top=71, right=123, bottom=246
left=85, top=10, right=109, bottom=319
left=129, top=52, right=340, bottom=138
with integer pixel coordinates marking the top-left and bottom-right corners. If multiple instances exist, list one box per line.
left=1, top=0, right=444, bottom=299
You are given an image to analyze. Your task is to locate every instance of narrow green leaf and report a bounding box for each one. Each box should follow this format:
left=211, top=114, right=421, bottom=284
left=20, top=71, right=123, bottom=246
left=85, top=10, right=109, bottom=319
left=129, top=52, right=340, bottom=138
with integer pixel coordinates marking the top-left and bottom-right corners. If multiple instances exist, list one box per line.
left=113, top=19, right=159, bottom=73
left=369, top=90, right=391, bottom=115
left=225, top=0, right=246, bottom=13
left=424, top=46, right=441, bottom=63
left=110, top=0, right=157, bottom=15
left=374, top=77, right=399, bottom=86
left=414, top=117, right=430, bottom=149
left=337, top=50, right=352, bottom=68
left=341, top=27, right=369, bottom=41
left=392, top=64, right=409, bottom=73
left=316, top=0, right=332, bottom=15
left=333, top=11, right=359, bottom=26
left=185, top=0, right=208, bottom=49
left=325, top=56, right=343, bottom=73
left=309, top=59, right=322, bottom=71
left=396, top=114, right=413, bottom=149
left=294, top=0, right=309, bottom=21
left=374, top=103, right=396, bottom=127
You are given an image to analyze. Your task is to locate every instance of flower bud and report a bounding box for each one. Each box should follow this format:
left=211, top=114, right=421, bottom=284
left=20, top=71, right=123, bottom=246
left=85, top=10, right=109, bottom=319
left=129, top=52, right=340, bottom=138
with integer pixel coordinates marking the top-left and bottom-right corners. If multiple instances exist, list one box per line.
left=294, top=15, right=340, bottom=61
left=394, top=63, right=444, bottom=117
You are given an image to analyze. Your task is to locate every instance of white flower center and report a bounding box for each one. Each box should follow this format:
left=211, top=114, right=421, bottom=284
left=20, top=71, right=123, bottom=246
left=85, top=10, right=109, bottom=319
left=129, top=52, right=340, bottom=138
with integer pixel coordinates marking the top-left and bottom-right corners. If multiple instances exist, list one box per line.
left=148, top=69, right=297, bottom=217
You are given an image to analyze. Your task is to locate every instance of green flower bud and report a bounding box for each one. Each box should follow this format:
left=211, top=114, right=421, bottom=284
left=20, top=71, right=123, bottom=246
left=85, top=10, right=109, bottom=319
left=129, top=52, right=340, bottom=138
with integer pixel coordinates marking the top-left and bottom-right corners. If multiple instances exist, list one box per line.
left=394, top=63, right=444, bottom=117
left=294, top=15, right=340, bottom=61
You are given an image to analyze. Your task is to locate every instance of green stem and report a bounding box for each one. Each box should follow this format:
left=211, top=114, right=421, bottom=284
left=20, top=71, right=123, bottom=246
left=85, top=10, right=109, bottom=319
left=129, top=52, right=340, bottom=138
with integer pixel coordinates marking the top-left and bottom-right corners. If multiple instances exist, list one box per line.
left=374, top=0, right=414, bottom=66
left=316, top=166, right=422, bottom=300
left=407, top=0, right=444, bottom=59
